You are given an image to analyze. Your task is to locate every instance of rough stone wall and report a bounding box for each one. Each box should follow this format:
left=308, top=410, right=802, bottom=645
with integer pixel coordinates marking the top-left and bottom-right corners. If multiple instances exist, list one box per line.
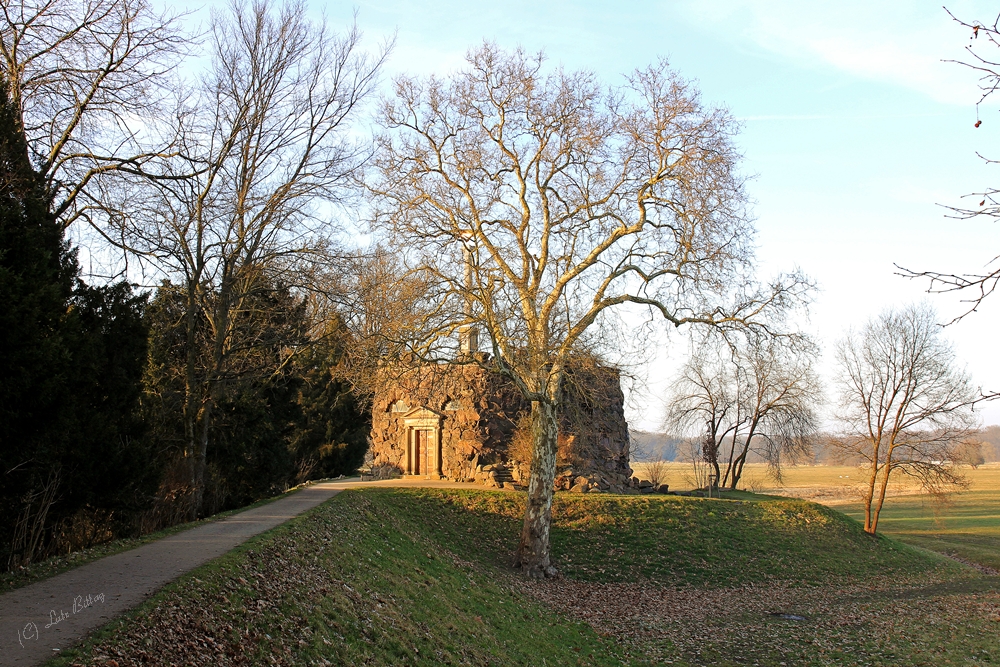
left=370, top=364, right=526, bottom=479
left=558, top=367, right=631, bottom=475
left=369, top=362, right=630, bottom=482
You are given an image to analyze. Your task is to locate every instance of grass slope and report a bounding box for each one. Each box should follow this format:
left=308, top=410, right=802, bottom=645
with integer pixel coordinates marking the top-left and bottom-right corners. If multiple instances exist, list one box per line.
left=840, top=489, right=1000, bottom=572
left=49, top=489, right=627, bottom=667
left=378, top=490, right=943, bottom=586
left=48, top=488, right=998, bottom=667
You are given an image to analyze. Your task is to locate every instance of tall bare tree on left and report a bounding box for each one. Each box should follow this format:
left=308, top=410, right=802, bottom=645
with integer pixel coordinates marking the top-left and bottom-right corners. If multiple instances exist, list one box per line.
left=124, top=0, right=387, bottom=517
left=0, top=0, right=187, bottom=235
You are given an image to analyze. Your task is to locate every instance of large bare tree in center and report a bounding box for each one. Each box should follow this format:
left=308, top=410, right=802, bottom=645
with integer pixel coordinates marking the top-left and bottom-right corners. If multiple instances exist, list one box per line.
left=369, top=44, right=810, bottom=577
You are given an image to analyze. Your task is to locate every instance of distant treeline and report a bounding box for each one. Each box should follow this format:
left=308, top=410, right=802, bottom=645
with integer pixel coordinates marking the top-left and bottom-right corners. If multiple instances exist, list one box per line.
left=631, top=428, right=1000, bottom=466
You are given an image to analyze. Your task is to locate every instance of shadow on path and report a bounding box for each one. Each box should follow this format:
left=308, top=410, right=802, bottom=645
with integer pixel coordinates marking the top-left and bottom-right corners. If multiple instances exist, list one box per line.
left=0, top=477, right=483, bottom=667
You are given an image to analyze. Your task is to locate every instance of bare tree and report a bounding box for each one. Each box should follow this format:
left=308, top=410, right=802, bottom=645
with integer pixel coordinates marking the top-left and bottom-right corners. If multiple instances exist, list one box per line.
left=368, top=44, right=812, bottom=577
left=330, top=244, right=438, bottom=403
left=665, top=336, right=739, bottom=487
left=1, top=0, right=187, bottom=236
left=124, top=0, right=387, bottom=517
left=665, top=332, right=819, bottom=492
left=833, top=303, right=980, bottom=535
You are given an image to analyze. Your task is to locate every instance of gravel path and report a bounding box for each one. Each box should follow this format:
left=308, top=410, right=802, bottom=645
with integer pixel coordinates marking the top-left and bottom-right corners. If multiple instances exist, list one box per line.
left=0, top=478, right=478, bottom=667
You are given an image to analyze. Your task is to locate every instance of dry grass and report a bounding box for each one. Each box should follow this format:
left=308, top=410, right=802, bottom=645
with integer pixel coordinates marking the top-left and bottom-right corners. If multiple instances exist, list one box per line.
left=631, top=461, right=1000, bottom=500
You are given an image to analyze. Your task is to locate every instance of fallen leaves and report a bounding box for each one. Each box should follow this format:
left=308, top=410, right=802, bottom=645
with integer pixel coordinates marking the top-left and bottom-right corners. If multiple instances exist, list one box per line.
left=513, top=572, right=1000, bottom=665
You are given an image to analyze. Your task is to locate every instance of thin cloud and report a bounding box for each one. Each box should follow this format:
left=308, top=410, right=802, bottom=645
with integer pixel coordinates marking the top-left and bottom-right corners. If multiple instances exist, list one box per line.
left=680, top=0, right=985, bottom=105
left=739, top=112, right=952, bottom=121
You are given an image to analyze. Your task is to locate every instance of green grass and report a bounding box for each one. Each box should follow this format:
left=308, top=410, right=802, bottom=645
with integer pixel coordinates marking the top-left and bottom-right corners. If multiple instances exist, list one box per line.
left=47, top=488, right=629, bottom=667
left=42, top=488, right=1000, bottom=667
left=1, top=491, right=287, bottom=595
left=839, top=489, right=1000, bottom=571
left=377, top=488, right=953, bottom=586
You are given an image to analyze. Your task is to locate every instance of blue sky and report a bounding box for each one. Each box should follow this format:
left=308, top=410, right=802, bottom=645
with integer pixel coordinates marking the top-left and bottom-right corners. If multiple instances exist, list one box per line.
left=179, top=0, right=1000, bottom=428
left=329, top=0, right=1000, bottom=428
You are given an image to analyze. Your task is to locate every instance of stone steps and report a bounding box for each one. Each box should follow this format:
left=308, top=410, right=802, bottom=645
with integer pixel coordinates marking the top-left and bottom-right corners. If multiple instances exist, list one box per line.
left=490, top=468, right=514, bottom=483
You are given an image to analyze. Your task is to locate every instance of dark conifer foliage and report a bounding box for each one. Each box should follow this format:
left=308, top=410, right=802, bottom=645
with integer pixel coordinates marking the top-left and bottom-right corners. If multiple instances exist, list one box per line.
left=290, top=315, right=371, bottom=480
left=0, top=79, right=79, bottom=566
left=0, top=80, right=153, bottom=568
left=143, top=282, right=369, bottom=518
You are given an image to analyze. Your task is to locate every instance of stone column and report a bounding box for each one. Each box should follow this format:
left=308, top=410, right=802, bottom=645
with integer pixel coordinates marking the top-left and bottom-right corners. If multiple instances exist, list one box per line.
left=434, top=427, right=443, bottom=478
left=406, top=428, right=414, bottom=475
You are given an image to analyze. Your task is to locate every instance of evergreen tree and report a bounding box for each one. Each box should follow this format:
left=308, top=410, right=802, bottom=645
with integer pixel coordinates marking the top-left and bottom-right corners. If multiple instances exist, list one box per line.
left=144, top=282, right=370, bottom=517
left=0, top=79, right=78, bottom=566
left=290, top=315, right=371, bottom=480
left=0, top=80, right=153, bottom=567
left=144, top=281, right=306, bottom=514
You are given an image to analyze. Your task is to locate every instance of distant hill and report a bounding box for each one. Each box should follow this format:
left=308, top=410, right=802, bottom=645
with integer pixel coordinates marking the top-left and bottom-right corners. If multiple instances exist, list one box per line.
left=630, top=430, right=683, bottom=461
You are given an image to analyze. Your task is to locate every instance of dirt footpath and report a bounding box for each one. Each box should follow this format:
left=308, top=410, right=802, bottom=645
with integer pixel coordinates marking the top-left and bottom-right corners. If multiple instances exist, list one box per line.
left=0, top=478, right=476, bottom=667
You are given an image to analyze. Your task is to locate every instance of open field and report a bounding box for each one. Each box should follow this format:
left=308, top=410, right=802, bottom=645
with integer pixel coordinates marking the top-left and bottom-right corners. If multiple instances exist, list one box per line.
left=839, top=489, right=1000, bottom=572
left=631, top=461, right=1000, bottom=497
left=47, top=488, right=1000, bottom=667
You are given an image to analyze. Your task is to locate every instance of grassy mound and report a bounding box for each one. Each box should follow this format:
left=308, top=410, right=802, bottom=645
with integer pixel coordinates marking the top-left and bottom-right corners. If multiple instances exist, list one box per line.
left=378, top=488, right=952, bottom=586
left=50, top=488, right=984, bottom=667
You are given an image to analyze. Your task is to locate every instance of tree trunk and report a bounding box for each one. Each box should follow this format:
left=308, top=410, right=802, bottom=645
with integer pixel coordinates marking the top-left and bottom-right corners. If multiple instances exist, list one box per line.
left=514, top=400, right=559, bottom=578
left=730, top=451, right=748, bottom=490
left=868, top=457, right=894, bottom=535
left=721, top=431, right=738, bottom=488
left=863, top=460, right=881, bottom=534
left=182, top=281, right=202, bottom=520
left=190, top=397, right=213, bottom=518
left=730, top=420, right=760, bottom=490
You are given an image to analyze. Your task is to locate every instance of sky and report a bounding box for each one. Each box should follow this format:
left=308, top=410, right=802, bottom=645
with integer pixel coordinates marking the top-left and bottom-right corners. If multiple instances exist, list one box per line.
left=173, top=0, right=1000, bottom=429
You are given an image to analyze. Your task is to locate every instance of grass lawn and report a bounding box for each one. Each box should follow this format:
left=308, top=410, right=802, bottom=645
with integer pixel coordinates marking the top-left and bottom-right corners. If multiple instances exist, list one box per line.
left=835, top=470, right=1000, bottom=572
left=634, top=461, right=1000, bottom=572
left=46, top=487, right=1000, bottom=667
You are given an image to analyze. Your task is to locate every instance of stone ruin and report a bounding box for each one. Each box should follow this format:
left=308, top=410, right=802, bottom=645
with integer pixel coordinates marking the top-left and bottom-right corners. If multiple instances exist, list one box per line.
left=369, top=361, right=634, bottom=491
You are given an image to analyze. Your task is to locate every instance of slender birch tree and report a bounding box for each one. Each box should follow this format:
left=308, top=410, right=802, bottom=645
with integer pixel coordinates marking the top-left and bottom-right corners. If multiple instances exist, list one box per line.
left=369, top=44, right=811, bottom=577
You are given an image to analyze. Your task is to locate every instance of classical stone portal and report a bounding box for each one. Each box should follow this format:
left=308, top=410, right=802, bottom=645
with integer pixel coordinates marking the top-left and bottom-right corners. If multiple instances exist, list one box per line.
left=401, top=408, right=443, bottom=478
left=370, top=362, right=631, bottom=486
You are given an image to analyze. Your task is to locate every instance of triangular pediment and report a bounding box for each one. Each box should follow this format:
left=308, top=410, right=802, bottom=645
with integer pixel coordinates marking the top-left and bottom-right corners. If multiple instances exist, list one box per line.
left=400, top=406, right=444, bottom=420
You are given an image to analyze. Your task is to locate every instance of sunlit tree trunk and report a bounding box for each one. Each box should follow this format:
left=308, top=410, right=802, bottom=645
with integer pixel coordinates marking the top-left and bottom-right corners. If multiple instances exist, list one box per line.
left=868, top=451, right=895, bottom=535
left=863, top=459, right=881, bottom=534
left=514, top=400, right=560, bottom=578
